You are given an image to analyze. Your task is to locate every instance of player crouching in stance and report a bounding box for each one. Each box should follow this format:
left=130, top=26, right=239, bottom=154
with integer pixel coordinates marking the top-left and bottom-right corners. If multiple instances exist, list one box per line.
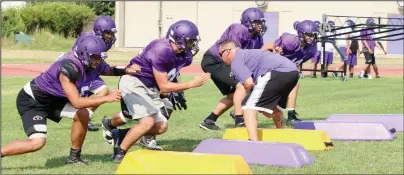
left=101, top=20, right=211, bottom=162
left=200, top=7, right=267, bottom=130
left=0, top=35, right=126, bottom=165
left=72, top=16, right=118, bottom=131
left=219, top=40, right=299, bottom=141
left=262, top=20, right=318, bottom=126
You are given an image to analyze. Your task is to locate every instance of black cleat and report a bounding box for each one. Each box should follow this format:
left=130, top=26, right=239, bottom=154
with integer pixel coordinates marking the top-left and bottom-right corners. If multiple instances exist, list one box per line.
left=101, top=116, right=114, bottom=145
left=199, top=119, right=220, bottom=130
left=87, top=121, right=99, bottom=131
left=286, top=110, right=302, bottom=126
left=235, top=122, right=246, bottom=128
left=66, top=149, right=88, bottom=165
left=234, top=116, right=245, bottom=128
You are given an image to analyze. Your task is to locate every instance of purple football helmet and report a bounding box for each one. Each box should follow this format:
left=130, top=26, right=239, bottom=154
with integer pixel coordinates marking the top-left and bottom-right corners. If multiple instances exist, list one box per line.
left=241, top=7, right=267, bottom=36
left=75, top=35, right=107, bottom=71
left=93, top=16, right=117, bottom=46
left=314, top=21, right=321, bottom=27
left=327, top=21, right=336, bottom=30
left=366, top=18, right=376, bottom=25
left=293, top=21, right=301, bottom=30
left=296, top=20, right=318, bottom=45
left=346, top=20, right=355, bottom=26
left=167, top=20, right=201, bottom=56
left=366, top=18, right=377, bottom=29
left=346, top=19, right=355, bottom=29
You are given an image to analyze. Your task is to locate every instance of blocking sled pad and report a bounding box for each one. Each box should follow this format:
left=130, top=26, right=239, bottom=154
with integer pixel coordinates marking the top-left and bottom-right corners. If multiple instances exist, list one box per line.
left=326, top=114, right=403, bottom=132
left=116, top=149, right=252, bottom=174
left=192, top=139, right=314, bottom=168
left=294, top=121, right=397, bottom=141
left=222, top=128, right=333, bottom=151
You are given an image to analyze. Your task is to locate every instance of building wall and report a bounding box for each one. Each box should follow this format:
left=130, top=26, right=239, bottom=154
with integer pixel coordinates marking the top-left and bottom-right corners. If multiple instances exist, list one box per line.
left=1, top=1, right=26, bottom=10
left=115, top=1, right=403, bottom=54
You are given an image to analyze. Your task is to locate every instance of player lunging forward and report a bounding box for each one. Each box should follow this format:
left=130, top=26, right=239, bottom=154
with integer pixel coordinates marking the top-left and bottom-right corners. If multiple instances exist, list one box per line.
left=262, top=20, right=318, bottom=125
left=0, top=35, right=131, bottom=165
left=101, top=20, right=210, bottom=162
left=200, top=7, right=267, bottom=130
left=219, top=40, right=299, bottom=140
left=72, top=16, right=118, bottom=131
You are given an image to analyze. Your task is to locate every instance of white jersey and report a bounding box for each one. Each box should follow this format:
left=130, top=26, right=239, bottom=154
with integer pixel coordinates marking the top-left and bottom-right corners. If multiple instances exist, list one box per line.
left=337, top=27, right=360, bottom=48
left=324, top=31, right=335, bottom=52
left=317, top=31, right=335, bottom=52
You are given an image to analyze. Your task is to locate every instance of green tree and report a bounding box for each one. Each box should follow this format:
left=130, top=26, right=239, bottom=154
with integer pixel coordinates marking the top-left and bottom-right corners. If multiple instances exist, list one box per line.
left=78, top=1, right=115, bottom=17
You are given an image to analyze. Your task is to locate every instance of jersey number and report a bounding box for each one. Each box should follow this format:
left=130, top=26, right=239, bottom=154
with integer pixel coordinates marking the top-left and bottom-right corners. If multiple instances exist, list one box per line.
left=291, top=58, right=304, bottom=66
left=167, top=68, right=179, bottom=82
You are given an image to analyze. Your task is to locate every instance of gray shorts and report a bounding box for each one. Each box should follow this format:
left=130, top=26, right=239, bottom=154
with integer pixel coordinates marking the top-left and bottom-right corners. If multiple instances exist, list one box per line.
left=118, top=75, right=173, bottom=123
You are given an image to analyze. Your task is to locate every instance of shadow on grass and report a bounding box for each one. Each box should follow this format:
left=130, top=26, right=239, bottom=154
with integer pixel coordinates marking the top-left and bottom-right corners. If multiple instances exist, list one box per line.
left=44, top=153, right=113, bottom=168
left=158, top=138, right=203, bottom=152
left=1, top=165, right=47, bottom=171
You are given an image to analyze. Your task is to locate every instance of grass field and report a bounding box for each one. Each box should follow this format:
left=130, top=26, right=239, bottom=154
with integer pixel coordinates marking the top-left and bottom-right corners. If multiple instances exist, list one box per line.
left=1, top=76, right=403, bottom=174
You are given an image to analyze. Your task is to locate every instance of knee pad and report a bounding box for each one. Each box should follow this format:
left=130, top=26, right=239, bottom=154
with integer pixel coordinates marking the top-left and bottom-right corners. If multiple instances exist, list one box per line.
left=119, top=111, right=130, bottom=123
left=25, top=124, right=47, bottom=139
left=28, top=133, right=47, bottom=139
left=154, top=107, right=170, bottom=123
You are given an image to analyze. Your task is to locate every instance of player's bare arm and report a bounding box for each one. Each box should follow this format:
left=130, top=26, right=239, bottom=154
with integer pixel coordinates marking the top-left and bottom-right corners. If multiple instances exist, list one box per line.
left=102, top=64, right=141, bottom=76
left=376, top=42, right=387, bottom=54
left=346, top=34, right=352, bottom=54
left=60, top=73, right=121, bottom=109
left=153, top=68, right=210, bottom=93
left=243, top=77, right=255, bottom=93
left=362, top=40, right=373, bottom=54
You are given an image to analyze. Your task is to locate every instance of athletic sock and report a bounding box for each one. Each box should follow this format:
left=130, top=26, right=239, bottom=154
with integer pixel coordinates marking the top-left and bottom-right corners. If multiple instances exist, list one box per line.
left=205, top=112, right=218, bottom=122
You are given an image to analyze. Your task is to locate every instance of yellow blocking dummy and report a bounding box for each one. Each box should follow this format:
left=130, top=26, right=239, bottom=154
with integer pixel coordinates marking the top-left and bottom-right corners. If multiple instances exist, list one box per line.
left=223, top=128, right=334, bottom=151
left=116, top=149, right=252, bottom=174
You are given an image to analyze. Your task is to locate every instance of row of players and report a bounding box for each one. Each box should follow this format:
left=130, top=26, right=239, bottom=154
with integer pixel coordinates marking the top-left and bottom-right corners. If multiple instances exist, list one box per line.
left=307, top=20, right=386, bottom=79
left=1, top=7, right=379, bottom=165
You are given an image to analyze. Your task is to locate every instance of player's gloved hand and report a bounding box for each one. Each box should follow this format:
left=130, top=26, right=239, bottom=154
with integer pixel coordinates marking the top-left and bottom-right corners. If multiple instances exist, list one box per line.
left=167, top=91, right=187, bottom=110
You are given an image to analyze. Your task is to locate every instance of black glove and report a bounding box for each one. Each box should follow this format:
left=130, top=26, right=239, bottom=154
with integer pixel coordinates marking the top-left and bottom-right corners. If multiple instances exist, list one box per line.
left=167, top=91, right=187, bottom=110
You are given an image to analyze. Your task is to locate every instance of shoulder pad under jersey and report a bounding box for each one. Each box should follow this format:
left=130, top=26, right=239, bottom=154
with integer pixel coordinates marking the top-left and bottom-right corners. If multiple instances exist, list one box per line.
left=60, top=59, right=82, bottom=82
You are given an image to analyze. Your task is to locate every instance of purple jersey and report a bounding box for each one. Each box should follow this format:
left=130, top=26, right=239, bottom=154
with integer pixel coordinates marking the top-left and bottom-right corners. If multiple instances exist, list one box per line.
left=246, top=35, right=264, bottom=50
left=127, top=38, right=192, bottom=88
left=208, top=24, right=259, bottom=60
left=72, top=31, right=113, bottom=51
left=34, top=51, right=86, bottom=97
left=360, top=29, right=376, bottom=51
left=72, top=31, right=111, bottom=90
left=75, top=62, right=110, bottom=89
left=274, top=33, right=318, bottom=66
left=231, top=49, right=298, bottom=84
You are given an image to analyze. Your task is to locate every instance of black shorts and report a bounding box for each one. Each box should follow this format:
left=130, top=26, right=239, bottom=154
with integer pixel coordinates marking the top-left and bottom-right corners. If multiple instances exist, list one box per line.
left=201, top=50, right=240, bottom=95
left=241, top=71, right=299, bottom=114
left=363, top=48, right=376, bottom=64
left=16, top=80, right=72, bottom=138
